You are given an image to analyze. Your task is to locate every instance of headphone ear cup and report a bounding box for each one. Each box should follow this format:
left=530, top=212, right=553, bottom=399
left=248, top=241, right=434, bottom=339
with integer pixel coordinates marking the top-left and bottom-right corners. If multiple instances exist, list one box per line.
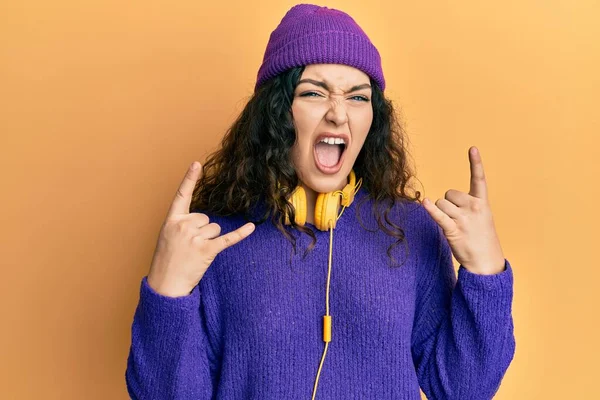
left=286, top=185, right=307, bottom=226
left=340, top=169, right=357, bottom=207
left=314, top=192, right=341, bottom=231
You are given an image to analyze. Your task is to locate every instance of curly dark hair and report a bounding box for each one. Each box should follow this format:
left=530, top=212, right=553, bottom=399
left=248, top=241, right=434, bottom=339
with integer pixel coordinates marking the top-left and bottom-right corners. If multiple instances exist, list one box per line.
left=190, top=66, right=423, bottom=266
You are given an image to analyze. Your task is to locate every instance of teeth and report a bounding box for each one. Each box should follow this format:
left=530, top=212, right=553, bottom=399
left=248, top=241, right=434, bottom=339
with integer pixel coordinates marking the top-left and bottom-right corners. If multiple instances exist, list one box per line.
left=319, top=137, right=346, bottom=145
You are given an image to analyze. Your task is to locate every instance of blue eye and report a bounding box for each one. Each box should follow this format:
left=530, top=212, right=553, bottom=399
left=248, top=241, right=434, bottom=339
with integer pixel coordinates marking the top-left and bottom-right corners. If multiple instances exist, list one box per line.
left=299, top=92, right=369, bottom=102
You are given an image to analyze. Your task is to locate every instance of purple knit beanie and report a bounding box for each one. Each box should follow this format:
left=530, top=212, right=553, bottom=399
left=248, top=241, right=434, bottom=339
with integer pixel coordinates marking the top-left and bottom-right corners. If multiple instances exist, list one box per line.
left=255, top=4, right=385, bottom=92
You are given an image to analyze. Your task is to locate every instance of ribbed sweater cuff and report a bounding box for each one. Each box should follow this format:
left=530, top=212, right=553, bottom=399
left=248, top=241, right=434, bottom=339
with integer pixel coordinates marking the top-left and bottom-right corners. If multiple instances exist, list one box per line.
left=457, top=259, right=514, bottom=291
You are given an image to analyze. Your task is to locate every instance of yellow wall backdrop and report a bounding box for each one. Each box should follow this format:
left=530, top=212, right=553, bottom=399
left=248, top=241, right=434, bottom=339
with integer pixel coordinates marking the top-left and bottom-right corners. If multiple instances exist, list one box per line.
left=1, top=0, right=598, bottom=398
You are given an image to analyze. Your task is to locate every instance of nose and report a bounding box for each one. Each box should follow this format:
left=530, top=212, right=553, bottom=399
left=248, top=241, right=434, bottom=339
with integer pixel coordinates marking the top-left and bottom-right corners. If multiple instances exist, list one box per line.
left=325, top=97, right=348, bottom=126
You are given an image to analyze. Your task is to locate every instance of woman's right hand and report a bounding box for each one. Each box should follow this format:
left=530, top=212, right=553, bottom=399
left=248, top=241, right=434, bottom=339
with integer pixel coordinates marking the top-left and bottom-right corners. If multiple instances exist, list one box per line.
left=147, top=161, right=256, bottom=297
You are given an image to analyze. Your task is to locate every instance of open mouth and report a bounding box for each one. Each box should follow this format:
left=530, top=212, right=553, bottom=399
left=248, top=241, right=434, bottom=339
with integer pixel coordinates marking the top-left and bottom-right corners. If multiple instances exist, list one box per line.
left=313, top=136, right=348, bottom=174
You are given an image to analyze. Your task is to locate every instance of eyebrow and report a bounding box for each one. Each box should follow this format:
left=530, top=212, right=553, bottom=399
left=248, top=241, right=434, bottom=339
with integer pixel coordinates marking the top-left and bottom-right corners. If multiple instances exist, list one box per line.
left=297, top=79, right=372, bottom=93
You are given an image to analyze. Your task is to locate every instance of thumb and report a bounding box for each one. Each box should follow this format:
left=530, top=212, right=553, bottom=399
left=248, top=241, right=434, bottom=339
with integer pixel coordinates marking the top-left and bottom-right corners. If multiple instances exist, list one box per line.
left=211, top=222, right=256, bottom=254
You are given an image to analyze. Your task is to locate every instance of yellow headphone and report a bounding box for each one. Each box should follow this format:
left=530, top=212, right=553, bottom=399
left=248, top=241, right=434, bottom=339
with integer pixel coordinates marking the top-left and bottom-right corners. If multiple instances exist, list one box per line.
left=284, top=169, right=361, bottom=231
left=282, top=169, right=362, bottom=400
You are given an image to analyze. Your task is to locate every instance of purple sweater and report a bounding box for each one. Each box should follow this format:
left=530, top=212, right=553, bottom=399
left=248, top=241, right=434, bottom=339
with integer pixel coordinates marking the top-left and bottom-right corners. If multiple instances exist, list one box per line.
left=126, top=189, right=515, bottom=399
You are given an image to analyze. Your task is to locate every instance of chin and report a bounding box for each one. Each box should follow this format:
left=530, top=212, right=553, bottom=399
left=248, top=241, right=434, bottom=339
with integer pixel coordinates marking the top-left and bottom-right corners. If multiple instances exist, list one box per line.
left=302, top=168, right=352, bottom=194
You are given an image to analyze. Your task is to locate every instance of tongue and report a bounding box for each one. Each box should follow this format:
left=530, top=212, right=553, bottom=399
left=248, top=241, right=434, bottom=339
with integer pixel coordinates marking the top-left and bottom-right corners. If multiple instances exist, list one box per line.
left=315, top=142, right=342, bottom=167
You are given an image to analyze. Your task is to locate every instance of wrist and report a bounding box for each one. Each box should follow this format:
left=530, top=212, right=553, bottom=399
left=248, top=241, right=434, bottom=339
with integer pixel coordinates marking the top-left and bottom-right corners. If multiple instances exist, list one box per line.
left=147, top=274, right=194, bottom=298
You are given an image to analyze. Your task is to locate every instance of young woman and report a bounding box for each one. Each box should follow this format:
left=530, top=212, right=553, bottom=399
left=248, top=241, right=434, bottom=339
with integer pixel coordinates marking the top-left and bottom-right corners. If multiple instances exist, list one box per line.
left=126, top=4, right=515, bottom=399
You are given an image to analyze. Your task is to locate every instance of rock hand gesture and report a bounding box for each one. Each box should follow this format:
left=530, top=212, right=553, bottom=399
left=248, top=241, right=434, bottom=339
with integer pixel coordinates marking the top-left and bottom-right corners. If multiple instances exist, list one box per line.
left=422, top=146, right=506, bottom=275
left=147, top=162, right=256, bottom=297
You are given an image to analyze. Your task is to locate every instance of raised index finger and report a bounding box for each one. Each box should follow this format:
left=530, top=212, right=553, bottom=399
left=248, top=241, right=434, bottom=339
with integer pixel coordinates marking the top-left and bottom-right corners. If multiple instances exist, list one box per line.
left=167, top=162, right=201, bottom=218
left=468, top=146, right=488, bottom=200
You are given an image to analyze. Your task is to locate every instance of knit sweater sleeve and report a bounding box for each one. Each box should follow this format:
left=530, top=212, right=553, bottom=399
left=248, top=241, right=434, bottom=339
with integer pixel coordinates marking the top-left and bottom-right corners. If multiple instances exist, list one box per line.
left=411, top=223, right=516, bottom=400
left=125, top=276, right=215, bottom=399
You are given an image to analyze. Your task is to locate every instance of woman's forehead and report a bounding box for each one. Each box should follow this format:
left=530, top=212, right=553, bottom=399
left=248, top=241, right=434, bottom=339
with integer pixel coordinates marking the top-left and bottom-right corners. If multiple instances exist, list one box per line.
left=299, top=64, right=370, bottom=87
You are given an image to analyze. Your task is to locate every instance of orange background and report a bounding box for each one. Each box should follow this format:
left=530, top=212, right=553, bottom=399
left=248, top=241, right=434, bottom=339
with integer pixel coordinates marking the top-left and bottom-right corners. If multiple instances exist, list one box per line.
left=1, top=1, right=598, bottom=399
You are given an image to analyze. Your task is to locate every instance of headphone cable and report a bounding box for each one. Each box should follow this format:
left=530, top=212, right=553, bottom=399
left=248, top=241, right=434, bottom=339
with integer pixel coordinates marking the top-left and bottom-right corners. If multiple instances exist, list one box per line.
left=311, top=220, right=335, bottom=400
left=311, top=178, right=362, bottom=400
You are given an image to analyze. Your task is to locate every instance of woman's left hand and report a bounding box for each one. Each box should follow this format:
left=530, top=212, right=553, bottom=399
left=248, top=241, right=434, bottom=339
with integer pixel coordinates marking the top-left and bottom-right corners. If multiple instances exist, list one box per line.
left=422, top=146, right=506, bottom=275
